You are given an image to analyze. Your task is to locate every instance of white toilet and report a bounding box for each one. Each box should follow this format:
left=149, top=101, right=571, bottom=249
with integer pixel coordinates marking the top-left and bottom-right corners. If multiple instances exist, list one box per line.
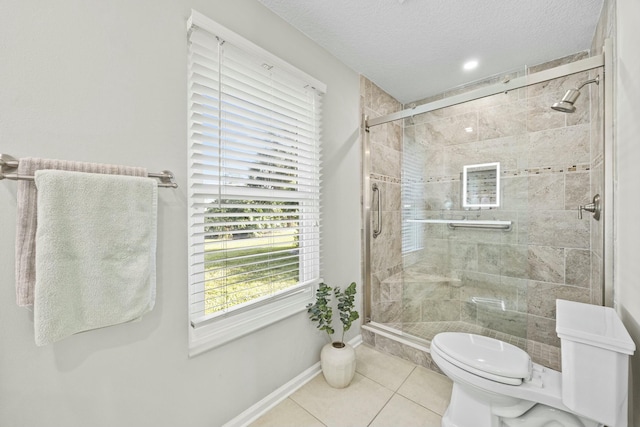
left=430, top=299, right=635, bottom=427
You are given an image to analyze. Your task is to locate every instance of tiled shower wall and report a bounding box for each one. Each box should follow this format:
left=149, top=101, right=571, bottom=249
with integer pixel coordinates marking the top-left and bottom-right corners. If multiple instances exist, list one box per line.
left=362, top=52, right=605, bottom=348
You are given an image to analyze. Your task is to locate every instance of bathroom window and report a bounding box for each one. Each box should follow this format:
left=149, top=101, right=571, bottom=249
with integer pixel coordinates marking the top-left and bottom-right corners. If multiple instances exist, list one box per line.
left=402, top=137, right=425, bottom=253
left=187, top=11, right=325, bottom=355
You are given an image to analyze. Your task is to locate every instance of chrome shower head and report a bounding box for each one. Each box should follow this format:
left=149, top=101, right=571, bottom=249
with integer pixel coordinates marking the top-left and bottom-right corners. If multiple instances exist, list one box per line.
left=551, top=75, right=600, bottom=113
left=552, top=89, right=581, bottom=113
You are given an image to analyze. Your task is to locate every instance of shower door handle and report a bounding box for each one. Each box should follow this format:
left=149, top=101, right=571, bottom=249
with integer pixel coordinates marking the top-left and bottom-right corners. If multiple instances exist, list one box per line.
left=372, top=183, right=382, bottom=238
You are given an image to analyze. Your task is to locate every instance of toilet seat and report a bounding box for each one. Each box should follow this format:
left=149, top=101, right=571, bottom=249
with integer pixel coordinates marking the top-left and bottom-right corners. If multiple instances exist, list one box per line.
left=431, top=337, right=570, bottom=412
left=431, top=333, right=532, bottom=385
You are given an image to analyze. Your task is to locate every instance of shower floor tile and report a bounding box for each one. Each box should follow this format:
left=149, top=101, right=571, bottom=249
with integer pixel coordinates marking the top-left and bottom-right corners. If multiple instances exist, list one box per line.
left=249, top=344, right=452, bottom=427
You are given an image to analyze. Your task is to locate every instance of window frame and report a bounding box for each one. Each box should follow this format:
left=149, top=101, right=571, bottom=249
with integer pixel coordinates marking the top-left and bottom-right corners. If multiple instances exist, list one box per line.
left=187, top=10, right=326, bottom=356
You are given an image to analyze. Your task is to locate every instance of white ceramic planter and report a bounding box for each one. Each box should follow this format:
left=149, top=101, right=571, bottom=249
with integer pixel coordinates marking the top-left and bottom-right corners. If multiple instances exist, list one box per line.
left=320, top=342, right=356, bottom=388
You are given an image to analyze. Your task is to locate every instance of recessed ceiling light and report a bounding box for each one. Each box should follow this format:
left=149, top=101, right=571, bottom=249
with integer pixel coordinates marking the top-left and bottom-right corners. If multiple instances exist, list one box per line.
left=463, top=60, right=478, bottom=71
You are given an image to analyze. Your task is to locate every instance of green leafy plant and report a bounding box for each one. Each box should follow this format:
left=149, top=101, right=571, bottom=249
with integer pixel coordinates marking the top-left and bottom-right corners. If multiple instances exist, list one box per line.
left=307, top=282, right=359, bottom=347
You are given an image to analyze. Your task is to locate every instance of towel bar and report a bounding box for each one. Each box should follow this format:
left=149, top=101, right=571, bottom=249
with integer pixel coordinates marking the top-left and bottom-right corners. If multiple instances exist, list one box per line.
left=0, top=154, right=178, bottom=188
left=406, top=218, right=512, bottom=231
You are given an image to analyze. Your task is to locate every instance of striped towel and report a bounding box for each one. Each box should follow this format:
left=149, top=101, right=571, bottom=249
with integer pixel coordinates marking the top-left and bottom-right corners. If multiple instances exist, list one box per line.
left=15, top=157, right=147, bottom=306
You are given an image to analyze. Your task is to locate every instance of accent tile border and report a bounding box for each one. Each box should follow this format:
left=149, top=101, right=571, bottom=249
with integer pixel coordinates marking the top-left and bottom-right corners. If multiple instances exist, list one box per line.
left=414, top=162, right=593, bottom=184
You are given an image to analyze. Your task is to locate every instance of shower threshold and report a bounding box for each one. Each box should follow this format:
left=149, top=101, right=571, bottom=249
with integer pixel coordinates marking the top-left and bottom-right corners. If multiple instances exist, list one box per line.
left=362, top=320, right=561, bottom=371
left=361, top=322, right=432, bottom=352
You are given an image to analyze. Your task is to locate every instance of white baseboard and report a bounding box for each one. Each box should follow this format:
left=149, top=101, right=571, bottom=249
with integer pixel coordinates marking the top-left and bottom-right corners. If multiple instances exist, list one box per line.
left=223, top=334, right=363, bottom=427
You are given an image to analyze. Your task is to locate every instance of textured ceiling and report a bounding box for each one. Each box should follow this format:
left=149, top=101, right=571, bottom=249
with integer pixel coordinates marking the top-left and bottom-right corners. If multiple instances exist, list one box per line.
left=257, top=0, right=604, bottom=104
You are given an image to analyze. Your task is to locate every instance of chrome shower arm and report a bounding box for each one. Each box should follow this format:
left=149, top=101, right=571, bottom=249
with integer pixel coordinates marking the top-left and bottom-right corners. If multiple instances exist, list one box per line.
left=576, top=75, right=600, bottom=91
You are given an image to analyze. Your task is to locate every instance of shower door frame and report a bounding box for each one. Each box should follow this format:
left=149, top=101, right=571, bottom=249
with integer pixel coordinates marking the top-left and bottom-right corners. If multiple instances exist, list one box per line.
left=362, top=40, right=614, bottom=339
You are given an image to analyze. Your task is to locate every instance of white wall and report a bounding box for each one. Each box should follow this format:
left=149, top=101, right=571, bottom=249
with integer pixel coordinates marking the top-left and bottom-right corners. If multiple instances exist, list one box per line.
left=615, top=0, right=640, bottom=422
left=0, top=1, right=361, bottom=426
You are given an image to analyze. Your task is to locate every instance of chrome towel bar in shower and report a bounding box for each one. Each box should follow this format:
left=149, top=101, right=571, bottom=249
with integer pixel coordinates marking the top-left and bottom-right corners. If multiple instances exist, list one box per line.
left=406, top=219, right=512, bottom=231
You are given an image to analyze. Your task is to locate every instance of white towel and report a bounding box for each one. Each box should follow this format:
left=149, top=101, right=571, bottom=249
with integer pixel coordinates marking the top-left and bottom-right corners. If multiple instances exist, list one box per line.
left=33, top=170, right=157, bottom=346
left=15, top=157, right=147, bottom=307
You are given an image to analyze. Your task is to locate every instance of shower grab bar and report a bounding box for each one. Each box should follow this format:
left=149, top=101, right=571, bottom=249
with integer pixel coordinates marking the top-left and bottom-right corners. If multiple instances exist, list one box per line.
left=407, top=219, right=512, bottom=231
left=372, top=183, right=382, bottom=238
left=0, top=153, right=178, bottom=188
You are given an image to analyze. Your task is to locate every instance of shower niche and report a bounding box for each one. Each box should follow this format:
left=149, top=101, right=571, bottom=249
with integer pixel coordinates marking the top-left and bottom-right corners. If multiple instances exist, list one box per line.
left=462, top=162, right=500, bottom=209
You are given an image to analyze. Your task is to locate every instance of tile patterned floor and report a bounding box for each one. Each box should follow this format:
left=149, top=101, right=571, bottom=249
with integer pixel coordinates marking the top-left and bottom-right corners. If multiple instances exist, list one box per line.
left=249, top=344, right=453, bottom=427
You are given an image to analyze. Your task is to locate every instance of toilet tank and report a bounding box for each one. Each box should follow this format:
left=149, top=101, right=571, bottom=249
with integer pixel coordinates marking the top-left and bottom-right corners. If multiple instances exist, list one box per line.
left=556, top=299, right=636, bottom=427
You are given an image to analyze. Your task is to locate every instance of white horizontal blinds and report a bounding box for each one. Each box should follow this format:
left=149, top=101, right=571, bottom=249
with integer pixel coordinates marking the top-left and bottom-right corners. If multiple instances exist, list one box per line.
left=402, top=137, right=424, bottom=253
left=188, top=22, right=322, bottom=324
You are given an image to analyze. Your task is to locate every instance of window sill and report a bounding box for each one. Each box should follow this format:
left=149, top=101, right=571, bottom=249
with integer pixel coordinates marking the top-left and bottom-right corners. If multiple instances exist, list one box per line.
left=188, top=285, right=315, bottom=357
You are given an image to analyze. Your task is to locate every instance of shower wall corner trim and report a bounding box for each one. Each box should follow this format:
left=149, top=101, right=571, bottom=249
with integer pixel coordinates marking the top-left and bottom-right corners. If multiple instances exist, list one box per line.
left=603, top=37, right=614, bottom=308
left=361, top=113, right=372, bottom=323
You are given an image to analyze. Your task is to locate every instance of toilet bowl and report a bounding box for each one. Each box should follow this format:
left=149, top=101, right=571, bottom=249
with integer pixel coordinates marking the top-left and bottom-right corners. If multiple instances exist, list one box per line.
left=431, top=333, right=595, bottom=427
left=430, top=299, right=635, bottom=427
left=501, top=405, right=593, bottom=427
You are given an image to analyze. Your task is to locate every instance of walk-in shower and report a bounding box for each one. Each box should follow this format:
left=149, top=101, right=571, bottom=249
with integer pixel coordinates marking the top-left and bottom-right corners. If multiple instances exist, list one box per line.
left=361, top=43, right=612, bottom=371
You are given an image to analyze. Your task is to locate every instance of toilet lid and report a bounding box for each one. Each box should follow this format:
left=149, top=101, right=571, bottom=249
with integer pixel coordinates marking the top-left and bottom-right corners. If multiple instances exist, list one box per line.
left=432, top=333, right=531, bottom=382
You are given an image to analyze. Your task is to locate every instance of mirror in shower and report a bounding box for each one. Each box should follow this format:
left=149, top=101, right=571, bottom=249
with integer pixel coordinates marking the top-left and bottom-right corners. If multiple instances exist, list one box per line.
left=462, top=162, right=500, bottom=208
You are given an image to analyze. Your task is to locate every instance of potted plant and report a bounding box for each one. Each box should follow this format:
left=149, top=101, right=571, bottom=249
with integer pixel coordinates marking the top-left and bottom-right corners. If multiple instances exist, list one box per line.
left=307, top=282, right=359, bottom=388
